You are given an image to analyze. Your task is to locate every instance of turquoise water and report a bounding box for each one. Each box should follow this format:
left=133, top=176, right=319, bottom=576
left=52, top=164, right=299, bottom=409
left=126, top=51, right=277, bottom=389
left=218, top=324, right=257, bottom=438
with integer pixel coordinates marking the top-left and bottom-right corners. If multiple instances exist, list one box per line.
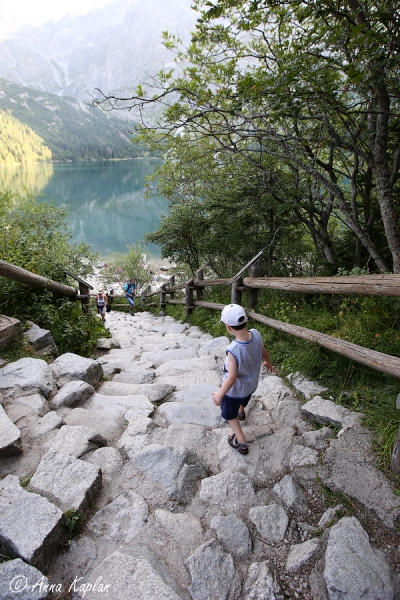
left=0, top=159, right=168, bottom=256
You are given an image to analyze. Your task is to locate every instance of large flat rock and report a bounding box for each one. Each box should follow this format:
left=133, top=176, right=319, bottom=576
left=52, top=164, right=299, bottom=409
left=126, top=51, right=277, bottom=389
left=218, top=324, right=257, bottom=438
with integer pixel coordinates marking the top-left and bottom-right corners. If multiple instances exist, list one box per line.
left=0, top=475, right=63, bottom=571
left=29, top=448, right=102, bottom=513
left=287, top=372, right=327, bottom=399
left=86, top=447, right=124, bottom=482
left=128, top=443, right=206, bottom=502
left=0, top=358, right=54, bottom=398
left=156, top=400, right=225, bottom=429
left=30, top=410, right=64, bottom=438
left=0, top=558, right=51, bottom=600
left=320, top=424, right=400, bottom=528
left=186, top=538, right=235, bottom=600
left=98, top=382, right=175, bottom=402
left=243, top=560, right=284, bottom=600
left=155, top=509, right=204, bottom=561
left=301, top=396, right=361, bottom=429
left=198, top=336, right=230, bottom=357
left=3, top=392, right=49, bottom=422
left=0, top=403, right=22, bottom=457
left=63, top=408, right=124, bottom=444
left=24, top=321, right=57, bottom=356
left=112, top=370, right=155, bottom=384
left=0, top=315, right=22, bottom=346
left=47, top=424, right=107, bottom=458
left=51, top=380, right=94, bottom=408
left=87, top=491, right=148, bottom=543
left=323, top=517, right=393, bottom=599
left=116, top=415, right=155, bottom=453
left=163, top=423, right=215, bottom=468
left=86, top=392, right=155, bottom=418
left=217, top=426, right=295, bottom=484
left=199, top=470, right=256, bottom=514
left=210, top=515, right=252, bottom=558
left=152, top=322, right=189, bottom=335
left=78, top=547, right=185, bottom=600
left=249, top=504, right=289, bottom=544
left=273, top=474, right=308, bottom=513
left=153, top=355, right=220, bottom=383
left=156, top=373, right=221, bottom=390
left=50, top=353, right=103, bottom=387
left=140, top=347, right=198, bottom=367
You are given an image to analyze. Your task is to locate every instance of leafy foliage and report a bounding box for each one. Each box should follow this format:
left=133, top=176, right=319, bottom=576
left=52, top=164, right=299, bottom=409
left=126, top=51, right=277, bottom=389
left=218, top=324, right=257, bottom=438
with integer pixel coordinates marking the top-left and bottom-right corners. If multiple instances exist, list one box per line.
left=100, top=243, right=151, bottom=292
left=102, top=0, right=400, bottom=274
left=64, top=509, right=83, bottom=533
left=0, top=191, right=105, bottom=356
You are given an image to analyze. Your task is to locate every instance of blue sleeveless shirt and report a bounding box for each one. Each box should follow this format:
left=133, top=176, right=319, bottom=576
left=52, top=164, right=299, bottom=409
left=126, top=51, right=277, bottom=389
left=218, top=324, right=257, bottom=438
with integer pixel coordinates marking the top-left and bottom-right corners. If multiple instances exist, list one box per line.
left=222, top=329, right=262, bottom=398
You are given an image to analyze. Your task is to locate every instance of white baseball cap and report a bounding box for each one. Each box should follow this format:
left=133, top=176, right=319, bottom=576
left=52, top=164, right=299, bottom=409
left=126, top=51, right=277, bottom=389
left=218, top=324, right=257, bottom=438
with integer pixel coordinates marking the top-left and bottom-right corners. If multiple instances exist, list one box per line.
left=220, top=304, right=248, bottom=326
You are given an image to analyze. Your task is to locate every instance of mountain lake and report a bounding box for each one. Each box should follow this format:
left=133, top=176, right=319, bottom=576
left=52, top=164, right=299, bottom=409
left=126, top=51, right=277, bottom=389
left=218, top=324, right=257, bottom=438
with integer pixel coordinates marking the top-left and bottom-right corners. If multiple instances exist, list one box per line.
left=0, top=159, right=168, bottom=257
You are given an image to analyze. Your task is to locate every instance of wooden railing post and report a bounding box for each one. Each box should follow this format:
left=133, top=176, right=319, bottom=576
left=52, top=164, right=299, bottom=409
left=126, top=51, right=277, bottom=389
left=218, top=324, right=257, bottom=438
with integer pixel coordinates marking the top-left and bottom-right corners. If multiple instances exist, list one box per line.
left=142, top=285, right=151, bottom=308
left=248, top=260, right=260, bottom=309
left=169, top=275, right=175, bottom=300
left=196, top=268, right=204, bottom=301
left=79, top=282, right=90, bottom=312
left=231, top=276, right=243, bottom=306
left=186, top=279, right=194, bottom=318
left=160, top=284, right=167, bottom=313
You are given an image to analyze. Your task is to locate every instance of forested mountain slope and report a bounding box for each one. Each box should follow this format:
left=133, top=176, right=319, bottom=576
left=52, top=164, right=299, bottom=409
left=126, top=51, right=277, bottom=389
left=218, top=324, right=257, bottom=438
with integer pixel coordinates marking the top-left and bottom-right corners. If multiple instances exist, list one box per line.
left=0, top=110, right=51, bottom=163
left=0, top=78, right=146, bottom=161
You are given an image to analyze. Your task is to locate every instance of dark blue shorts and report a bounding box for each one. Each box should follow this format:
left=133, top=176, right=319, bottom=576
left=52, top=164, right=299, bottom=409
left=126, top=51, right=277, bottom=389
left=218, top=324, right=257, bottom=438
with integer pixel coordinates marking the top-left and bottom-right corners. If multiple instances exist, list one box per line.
left=220, top=394, right=251, bottom=421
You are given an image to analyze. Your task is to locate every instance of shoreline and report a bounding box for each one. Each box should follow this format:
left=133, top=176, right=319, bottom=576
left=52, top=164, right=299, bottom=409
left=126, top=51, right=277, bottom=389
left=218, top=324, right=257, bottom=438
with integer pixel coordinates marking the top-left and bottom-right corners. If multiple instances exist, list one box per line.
left=0, top=156, right=163, bottom=167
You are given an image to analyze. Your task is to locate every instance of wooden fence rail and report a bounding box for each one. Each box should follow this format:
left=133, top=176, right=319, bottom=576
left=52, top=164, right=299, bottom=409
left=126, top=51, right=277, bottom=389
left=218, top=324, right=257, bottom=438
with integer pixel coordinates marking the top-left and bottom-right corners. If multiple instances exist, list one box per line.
left=0, top=260, right=79, bottom=297
left=140, top=269, right=400, bottom=380
left=1, top=257, right=399, bottom=379
left=243, top=274, right=400, bottom=296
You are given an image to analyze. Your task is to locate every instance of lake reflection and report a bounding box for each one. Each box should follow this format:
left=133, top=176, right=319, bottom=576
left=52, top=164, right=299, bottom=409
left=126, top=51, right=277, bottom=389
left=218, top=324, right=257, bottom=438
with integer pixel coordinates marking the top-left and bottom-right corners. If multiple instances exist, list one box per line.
left=0, top=160, right=168, bottom=256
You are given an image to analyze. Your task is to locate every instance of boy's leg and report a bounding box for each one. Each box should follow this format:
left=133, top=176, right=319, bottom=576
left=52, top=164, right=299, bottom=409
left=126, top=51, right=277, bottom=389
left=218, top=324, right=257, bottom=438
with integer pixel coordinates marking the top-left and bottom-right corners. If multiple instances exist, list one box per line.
left=228, top=417, right=246, bottom=444
left=221, top=396, right=248, bottom=452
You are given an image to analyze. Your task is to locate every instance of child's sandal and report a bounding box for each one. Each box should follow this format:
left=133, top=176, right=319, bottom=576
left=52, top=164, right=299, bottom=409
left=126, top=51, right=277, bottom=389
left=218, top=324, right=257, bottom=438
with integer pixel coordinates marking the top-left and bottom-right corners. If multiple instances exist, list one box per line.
left=228, top=434, right=249, bottom=455
left=237, top=411, right=245, bottom=421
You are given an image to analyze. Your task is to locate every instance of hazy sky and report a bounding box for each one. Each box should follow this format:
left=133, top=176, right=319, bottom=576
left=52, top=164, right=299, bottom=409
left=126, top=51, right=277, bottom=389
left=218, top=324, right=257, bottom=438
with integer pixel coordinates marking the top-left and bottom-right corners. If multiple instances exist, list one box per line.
left=4, top=0, right=114, bottom=27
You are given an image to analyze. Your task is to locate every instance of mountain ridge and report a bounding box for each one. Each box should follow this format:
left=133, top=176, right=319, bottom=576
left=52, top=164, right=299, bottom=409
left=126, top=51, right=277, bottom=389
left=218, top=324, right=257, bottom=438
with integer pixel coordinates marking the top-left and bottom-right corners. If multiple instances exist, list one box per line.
left=0, top=0, right=196, bottom=100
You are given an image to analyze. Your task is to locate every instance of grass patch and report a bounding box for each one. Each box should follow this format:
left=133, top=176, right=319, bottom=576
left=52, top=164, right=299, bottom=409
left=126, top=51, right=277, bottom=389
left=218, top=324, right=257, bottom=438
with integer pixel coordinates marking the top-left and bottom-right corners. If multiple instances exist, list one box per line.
left=0, top=545, right=16, bottom=564
left=318, top=480, right=357, bottom=515
left=0, top=336, right=35, bottom=362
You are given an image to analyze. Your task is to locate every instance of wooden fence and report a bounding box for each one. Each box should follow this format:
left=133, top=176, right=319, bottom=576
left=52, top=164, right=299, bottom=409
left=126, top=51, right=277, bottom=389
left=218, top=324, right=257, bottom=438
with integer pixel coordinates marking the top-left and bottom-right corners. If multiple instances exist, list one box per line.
left=0, top=261, right=94, bottom=305
left=1, top=257, right=400, bottom=379
left=141, top=264, right=400, bottom=380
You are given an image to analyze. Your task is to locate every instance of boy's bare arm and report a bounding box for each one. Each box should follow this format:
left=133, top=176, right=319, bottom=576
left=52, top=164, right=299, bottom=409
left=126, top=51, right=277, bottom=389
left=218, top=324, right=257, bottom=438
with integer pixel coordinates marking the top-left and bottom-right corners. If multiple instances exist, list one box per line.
left=212, top=353, right=238, bottom=406
left=262, top=344, right=275, bottom=373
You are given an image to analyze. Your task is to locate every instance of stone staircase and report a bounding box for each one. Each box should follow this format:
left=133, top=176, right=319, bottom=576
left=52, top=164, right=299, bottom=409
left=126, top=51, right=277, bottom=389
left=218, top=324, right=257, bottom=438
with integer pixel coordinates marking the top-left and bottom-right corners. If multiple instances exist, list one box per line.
left=0, top=309, right=399, bottom=599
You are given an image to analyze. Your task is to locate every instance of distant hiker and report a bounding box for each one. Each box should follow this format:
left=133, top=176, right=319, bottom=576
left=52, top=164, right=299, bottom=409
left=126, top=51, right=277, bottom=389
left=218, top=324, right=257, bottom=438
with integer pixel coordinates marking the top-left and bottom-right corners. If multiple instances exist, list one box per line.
left=124, top=278, right=136, bottom=315
left=212, top=304, right=275, bottom=455
left=95, top=290, right=108, bottom=322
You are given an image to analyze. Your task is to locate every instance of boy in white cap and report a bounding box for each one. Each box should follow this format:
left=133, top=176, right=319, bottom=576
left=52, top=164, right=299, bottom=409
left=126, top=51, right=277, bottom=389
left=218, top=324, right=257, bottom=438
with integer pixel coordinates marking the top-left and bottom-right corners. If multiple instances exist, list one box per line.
left=212, top=303, right=275, bottom=454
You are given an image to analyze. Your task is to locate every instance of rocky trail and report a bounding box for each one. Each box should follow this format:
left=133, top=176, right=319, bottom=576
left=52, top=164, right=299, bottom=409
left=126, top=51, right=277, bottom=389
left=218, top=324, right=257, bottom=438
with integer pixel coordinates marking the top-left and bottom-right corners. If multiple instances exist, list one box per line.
left=1, top=309, right=400, bottom=599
